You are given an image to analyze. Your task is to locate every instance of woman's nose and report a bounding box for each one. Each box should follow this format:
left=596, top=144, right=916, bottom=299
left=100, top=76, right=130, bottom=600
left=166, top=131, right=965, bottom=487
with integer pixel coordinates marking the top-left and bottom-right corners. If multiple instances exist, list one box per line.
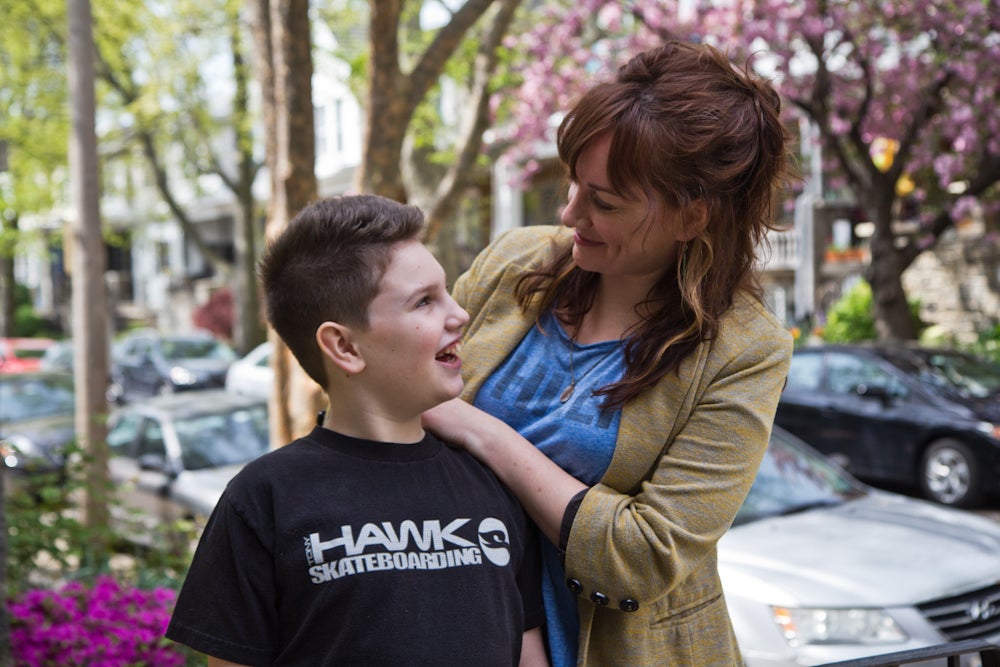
left=561, top=185, right=584, bottom=228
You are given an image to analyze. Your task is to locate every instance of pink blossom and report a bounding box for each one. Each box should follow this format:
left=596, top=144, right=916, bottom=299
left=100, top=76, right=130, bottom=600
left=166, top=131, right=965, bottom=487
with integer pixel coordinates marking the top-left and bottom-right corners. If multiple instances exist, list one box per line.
left=9, top=576, right=183, bottom=667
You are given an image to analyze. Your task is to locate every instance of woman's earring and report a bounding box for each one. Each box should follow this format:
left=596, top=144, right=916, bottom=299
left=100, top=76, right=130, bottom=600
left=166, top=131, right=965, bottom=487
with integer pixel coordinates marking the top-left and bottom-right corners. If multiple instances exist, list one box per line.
left=679, top=242, right=689, bottom=280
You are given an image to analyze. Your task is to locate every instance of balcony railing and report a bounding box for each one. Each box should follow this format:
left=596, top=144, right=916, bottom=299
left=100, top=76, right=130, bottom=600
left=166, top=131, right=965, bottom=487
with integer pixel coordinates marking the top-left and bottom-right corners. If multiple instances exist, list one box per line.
left=815, top=639, right=1000, bottom=667
left=761, top=227, right=800, bottom=271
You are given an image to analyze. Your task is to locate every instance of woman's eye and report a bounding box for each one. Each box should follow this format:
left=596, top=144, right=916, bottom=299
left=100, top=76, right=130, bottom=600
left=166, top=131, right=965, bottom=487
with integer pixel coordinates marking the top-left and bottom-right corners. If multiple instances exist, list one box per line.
left=592, top=196, right=614, bottom=212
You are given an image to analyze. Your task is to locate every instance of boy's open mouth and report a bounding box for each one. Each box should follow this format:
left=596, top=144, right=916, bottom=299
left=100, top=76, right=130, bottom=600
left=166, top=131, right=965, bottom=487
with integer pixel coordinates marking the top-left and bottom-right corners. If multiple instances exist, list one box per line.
left=435, top=341, right=462, bottom=363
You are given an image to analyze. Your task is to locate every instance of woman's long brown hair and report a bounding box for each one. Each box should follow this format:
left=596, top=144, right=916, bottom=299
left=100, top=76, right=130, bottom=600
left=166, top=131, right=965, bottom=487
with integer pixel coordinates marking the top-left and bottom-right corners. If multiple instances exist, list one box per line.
left=516, top=40, right=791, bottom=408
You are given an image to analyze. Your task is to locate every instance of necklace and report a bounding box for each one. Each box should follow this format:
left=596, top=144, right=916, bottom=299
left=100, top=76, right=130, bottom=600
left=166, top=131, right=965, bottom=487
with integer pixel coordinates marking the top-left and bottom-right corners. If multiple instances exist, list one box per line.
left=560, top=333, right=619, bottom=403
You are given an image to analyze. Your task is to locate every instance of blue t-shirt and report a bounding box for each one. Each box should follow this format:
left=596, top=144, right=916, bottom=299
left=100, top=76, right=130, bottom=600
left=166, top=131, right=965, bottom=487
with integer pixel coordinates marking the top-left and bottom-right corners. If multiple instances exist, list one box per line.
left=474, top=310, right=624, bottom=667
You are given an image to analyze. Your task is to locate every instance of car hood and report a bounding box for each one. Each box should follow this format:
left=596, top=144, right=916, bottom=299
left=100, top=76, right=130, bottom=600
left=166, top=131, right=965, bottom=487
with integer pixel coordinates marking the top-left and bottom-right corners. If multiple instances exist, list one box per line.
left=719, top=492, right=1000, bottom=608
left=171, top=358, right=231, bottom=374
left=170, top=463, right=246, bottom=517
left=0, top=413, right=76, bottom=459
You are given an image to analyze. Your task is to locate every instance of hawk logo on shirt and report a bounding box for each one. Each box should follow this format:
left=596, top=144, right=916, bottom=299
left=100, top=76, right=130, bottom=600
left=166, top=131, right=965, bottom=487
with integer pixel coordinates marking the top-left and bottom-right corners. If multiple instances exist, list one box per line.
left=304, top=517, right=512, bottom=584
left=478, top=518, right=511, bottom=566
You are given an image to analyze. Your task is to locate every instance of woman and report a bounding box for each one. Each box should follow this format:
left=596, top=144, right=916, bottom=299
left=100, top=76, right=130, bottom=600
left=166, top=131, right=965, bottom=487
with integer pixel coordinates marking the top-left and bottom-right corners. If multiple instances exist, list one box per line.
left=424, top=40, right=793, bottom=666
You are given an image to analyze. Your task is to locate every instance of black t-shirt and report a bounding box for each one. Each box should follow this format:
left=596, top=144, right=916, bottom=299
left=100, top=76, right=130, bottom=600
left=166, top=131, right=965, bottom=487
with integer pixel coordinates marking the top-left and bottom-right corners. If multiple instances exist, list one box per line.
left=166, top=427, right=544, bottom=666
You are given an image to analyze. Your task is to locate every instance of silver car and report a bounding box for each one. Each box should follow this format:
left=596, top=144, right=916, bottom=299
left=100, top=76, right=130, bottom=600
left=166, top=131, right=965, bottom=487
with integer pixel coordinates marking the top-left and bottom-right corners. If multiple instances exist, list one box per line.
left=723, top=427, right=1000, bottom=666
left=107, top=389, right=270, bottom=544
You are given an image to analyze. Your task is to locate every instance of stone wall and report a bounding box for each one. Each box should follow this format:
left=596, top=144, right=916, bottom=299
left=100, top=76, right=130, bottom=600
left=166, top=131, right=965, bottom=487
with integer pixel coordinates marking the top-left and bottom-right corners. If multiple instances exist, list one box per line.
left=902, top=231, right=1000, bottom=344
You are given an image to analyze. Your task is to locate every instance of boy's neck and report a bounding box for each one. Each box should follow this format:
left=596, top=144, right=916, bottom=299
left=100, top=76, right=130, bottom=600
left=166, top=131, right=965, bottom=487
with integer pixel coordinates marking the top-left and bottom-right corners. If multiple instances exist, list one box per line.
left=321, top=404, right=426, bottom=444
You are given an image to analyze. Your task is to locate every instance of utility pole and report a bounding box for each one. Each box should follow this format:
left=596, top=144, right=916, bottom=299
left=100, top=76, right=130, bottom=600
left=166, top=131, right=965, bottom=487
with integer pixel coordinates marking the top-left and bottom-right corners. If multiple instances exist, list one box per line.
left=67, top=0, right=110, bottom=551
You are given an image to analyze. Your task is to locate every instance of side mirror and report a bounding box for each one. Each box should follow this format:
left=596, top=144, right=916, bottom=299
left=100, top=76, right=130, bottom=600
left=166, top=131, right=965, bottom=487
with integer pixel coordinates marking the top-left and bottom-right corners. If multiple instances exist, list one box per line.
left=855, top=383, right=891, bottom=402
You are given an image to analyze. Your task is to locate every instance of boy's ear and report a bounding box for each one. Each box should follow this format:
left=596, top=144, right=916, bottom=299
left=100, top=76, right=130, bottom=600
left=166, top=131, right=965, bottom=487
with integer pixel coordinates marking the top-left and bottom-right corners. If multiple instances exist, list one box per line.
left=316, top=321, right=365, bottom=375
left=679, top=199, right=709, bottom=242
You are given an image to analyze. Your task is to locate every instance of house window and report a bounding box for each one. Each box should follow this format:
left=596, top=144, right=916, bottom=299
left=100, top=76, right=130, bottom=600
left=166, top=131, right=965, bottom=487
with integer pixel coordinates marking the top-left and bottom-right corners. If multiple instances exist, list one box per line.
left=314, top=105, right=328, bottom=157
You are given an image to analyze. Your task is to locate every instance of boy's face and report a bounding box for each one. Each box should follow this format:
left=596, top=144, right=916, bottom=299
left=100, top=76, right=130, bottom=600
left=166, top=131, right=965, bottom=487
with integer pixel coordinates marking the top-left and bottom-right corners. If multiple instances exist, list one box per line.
left=354, top=240, right=469, bottom=417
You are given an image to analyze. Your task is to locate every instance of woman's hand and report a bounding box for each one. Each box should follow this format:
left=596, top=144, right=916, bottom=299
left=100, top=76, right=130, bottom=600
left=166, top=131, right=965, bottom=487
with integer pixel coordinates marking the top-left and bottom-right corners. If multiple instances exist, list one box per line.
left=422, top=398, right=586, bottom=545
left=421, top=398, right=495, bottom=459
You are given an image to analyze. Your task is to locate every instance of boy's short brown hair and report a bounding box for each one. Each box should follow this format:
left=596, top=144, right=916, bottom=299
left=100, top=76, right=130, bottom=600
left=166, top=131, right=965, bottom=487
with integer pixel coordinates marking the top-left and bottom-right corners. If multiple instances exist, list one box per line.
left=258, top=194, right=425, bottom=387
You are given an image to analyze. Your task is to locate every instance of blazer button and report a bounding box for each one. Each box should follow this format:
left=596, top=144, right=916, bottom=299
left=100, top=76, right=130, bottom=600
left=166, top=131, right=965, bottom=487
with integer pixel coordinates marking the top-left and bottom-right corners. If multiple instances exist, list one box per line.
left=619, top=598, right=640, bottom=613
left=590, top=592, right=609, bottom=606
left=566, top=578, right=583, bottom=594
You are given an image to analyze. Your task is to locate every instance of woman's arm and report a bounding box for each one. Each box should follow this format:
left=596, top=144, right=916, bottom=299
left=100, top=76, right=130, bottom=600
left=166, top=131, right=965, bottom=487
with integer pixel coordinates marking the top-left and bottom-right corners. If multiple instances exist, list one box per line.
left=423, top=399, right=585, bottom=545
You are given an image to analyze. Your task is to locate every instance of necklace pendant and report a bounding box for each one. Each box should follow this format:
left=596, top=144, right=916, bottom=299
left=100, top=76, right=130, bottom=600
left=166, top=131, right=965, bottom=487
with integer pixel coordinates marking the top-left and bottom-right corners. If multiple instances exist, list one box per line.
left=559, top=383, right=575, bottom=403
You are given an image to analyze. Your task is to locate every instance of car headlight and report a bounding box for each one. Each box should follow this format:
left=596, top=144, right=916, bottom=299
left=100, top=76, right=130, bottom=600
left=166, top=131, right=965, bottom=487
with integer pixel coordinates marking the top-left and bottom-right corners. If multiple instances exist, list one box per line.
left=772, top=606, right=907, bottom=646
left=1, top=434, right=44, bottom=467
left=169, top=366, right=198, bottom=385
left=975, top=421, right=1000, bottom=440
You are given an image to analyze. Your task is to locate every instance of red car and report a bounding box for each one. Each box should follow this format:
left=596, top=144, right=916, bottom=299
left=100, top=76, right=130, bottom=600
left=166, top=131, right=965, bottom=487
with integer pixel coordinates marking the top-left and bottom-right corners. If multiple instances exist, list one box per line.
left=0, top=338, right=56, bottom=374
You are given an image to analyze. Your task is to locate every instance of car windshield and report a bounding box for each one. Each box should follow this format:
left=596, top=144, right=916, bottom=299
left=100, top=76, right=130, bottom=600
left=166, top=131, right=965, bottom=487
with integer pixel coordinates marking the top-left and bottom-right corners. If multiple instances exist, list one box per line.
left=733, top=429, right=866, bottom=526
left=910, top=350, right=1000, bottom=399
left=161, top=338, right=236, bottom=362
left=0, top=375, right=75, bottom=422
left=174, top=404, right=269, bottom=470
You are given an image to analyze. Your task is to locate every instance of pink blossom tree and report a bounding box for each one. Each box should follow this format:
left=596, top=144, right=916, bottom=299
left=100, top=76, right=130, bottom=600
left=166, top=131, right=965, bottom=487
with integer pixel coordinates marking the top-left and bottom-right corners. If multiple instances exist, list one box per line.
left=496, top=0, right=1000, bottom=340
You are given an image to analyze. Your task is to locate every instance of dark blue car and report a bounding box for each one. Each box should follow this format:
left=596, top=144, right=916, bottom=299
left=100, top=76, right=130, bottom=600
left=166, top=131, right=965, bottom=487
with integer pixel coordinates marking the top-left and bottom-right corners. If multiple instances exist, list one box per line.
left=775, top=344, right=1000, bottom=508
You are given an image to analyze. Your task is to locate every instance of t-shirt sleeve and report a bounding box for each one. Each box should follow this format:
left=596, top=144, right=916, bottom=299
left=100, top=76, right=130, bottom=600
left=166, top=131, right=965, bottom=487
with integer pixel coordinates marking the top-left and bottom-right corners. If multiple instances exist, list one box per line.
left=517, top=514, right=547, bottom=631
left=165, top=490, right=278, bottom=666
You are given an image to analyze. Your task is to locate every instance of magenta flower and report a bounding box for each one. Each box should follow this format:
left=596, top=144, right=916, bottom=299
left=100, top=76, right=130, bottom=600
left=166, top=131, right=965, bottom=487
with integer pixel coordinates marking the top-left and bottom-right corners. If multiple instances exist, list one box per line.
left=9, top=576, right=184, bottom=667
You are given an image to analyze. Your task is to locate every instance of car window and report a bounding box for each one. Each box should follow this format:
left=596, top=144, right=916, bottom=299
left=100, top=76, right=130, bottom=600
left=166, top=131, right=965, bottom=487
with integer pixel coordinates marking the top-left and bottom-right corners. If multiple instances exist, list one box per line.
left=785, top=353, right=823, bottom=391
left=825, top=352, right=905, bottom=397
left=108, top=413, right=144, bottom=457
left=131, top=339, right=153, bottom=358
left=160, top=338, right=236, bottom=362
left=137, top=420, right=167, bottom=459
left=734, top=430, right=865, bottom=525
left=0, top=375, right=75, bottom=422
left=922, top=351, right=1000, bottom=398
left=175, top=404, right=269, bottom=471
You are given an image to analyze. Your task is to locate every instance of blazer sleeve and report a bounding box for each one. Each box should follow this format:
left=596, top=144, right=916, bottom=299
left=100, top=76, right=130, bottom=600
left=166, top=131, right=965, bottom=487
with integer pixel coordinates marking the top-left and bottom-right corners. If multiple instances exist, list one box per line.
left=563, top=305, right=793, bottom=609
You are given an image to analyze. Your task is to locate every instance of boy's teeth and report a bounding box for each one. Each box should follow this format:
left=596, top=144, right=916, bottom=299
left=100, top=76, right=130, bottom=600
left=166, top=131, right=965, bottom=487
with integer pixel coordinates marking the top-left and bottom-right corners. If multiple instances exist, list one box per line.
left=437, top=342, right=462, bottom=359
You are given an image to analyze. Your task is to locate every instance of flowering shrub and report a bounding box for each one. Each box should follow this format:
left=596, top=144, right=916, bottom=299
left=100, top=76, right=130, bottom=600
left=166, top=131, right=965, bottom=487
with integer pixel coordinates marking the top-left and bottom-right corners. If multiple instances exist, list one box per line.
left=9, top=576, right=185, bottom=667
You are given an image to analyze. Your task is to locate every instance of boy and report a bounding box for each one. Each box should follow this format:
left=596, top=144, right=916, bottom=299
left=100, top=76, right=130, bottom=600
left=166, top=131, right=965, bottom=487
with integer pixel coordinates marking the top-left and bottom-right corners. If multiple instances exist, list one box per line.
left=166, top=195, right=547, bottom=666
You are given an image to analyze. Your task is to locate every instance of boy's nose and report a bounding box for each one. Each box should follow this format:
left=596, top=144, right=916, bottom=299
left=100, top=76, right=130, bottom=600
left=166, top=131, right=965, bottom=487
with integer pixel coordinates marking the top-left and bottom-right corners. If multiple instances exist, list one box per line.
left=451, top=302, right=470, bottom=328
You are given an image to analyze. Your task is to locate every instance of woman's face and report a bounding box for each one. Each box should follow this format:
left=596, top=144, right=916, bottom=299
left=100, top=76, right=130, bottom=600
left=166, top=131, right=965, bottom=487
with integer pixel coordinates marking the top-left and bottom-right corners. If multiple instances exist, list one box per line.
left=560, top=132, right=684, bottom=288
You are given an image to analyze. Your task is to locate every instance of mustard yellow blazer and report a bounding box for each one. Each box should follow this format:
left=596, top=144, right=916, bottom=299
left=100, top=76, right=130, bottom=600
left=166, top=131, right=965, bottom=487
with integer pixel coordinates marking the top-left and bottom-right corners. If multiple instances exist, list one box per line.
left=453, top=226, right=793, bottom=667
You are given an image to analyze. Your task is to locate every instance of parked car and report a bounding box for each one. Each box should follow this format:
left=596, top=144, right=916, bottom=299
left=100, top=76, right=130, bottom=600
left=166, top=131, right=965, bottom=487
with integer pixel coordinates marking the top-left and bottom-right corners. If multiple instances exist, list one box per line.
left=775, top=344, right=1000, bottom=508
left=224, top=341, right=273, bottom=400
left=0, top=337, right=55, bottom=374
left=106, top=389, right=269, bottom=544
left=722, top=426, right=1000, bottom=666
left=108, top=330, right=238, bottom=403
left=38, top=340, right=75, bottom=373
left=0, top=371, right=75, bottom=478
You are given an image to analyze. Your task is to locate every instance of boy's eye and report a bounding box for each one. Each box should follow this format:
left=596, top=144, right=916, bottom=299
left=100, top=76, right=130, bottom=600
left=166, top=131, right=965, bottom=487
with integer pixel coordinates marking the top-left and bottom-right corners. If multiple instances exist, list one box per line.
left=416, top=296, right=432, bottom=307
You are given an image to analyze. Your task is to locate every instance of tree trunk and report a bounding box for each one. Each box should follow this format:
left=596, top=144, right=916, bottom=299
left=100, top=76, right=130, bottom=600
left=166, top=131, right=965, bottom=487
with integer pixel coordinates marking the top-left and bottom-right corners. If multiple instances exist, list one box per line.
left=230, top=15, right=265, bottom=354
left=249, top=0, right=325, bottom=446
left=865, top=195, right=920, bottom=341
left=354, top=0, right=497, bottom=199
left=67, top=0, right=110, bottom=559
left=0, top=213, right=17, bottom=338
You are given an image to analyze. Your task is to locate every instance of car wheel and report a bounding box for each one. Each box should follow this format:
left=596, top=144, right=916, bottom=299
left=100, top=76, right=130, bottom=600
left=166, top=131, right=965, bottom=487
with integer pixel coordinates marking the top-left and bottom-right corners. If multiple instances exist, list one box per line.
left=919, top=438, right=982, bottom=508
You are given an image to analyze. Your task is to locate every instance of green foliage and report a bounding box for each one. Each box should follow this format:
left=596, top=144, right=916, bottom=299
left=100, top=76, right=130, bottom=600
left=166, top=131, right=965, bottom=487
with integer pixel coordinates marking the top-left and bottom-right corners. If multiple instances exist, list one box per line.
left=968, top=323, right=1000, bottom=364
left=4, top=441, right=196, bottom=598
left=820, top=280, right=922, bottom=343
left=11, top=282, right=61, bottom=338
left=0, top=0, right=70, bottom=216
left=821, top=281, right=877, bottom=342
